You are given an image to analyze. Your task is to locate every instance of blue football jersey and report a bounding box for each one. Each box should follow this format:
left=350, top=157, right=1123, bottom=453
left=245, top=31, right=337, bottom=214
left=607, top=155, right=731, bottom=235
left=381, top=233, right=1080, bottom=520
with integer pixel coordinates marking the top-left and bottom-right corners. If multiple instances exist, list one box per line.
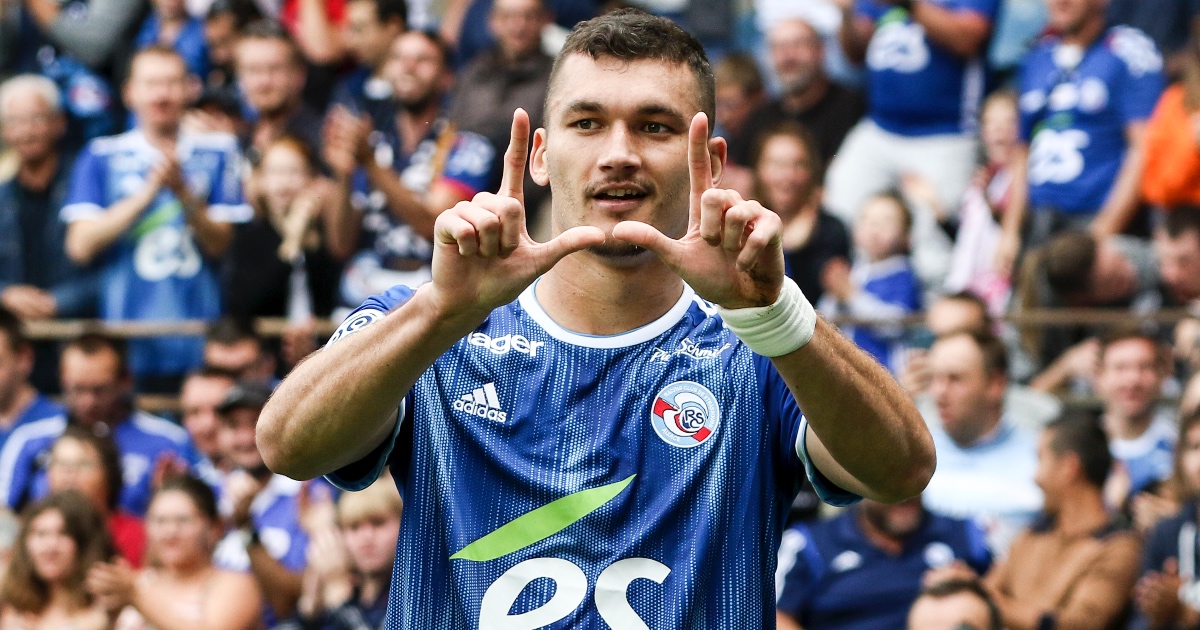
left=325, top=281, right=860, bottom=629
left=0, top=395, right=65, bottom=454
left=1019, top=26, right=1164, bottom=214
left=61, top=129, right=251, bottom=376
left=858, top=0, right=998, bottom=136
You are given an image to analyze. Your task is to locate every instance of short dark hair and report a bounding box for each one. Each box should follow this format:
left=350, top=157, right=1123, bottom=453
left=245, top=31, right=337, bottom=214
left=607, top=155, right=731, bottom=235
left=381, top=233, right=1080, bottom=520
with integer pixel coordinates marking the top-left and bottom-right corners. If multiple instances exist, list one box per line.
left=1042, top=231, right=1096, bottom=297
left=184, top=365, right=240, bottom=385
left=155, top=474, right=220, bottom=521
left=62, top=333, right=129, bottom=378
left=1046, top=411, right=1113, bottom=489
left=936, top=329, right=1009, bottom=378
left=917, top=579, right=1002, bottom=630
left=205, top=317, right=262, bottom=349
left=713, top=52, right=764, bottom=96
left=1163, top=205, right=1200, bottom=240
left=0, top=305, right=29, bottom=353
left=1098, top=327, right=1165, bottom=369
left=547, top=9, right=714, bottom=122
left=348, top=0, right=408, bottom=25
left=54, top=424, right=123, bottom=511
left=238, top=20, right=304, bottom=66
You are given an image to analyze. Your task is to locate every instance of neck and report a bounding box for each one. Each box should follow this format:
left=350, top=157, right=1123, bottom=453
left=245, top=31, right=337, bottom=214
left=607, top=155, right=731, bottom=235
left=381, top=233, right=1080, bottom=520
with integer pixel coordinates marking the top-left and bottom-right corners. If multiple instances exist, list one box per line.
left=0, top=385, right=36, bottom=430
left=951, top=408, right=1003, bottom=448
left=1052, top=486, right=1109, bottom=537
left=780, top=76, right=830, bottom=114
left=141, top=123, right=179, bottom=152
left=17, top=153, right=59, bottom=191
left=358, top=571, right=387, bottom=604
left=1061, top=14, right=1106, bottom=48
left=46, top=582, right=81, bottom=612
left=397, top=102, right=441, bottom=154
left=162, top=557, right=211, bottom=581
left=536, top=255, right=685, bottom=336
left=856, top=510, right=906, bottom=556
left=1103, top=408, right=1155, bottom=441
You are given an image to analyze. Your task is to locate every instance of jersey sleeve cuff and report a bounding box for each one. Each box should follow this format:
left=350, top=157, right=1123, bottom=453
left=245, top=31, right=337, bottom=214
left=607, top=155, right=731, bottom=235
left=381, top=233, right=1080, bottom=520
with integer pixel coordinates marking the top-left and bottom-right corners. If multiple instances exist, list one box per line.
left=324, top=399, right=405, bottom=492
left=796, top=417, right=862, bottom=508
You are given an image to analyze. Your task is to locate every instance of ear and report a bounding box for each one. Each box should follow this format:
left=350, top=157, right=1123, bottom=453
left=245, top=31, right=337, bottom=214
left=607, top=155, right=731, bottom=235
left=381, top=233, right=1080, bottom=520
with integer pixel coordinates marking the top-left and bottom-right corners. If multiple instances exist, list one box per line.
left=530, top=127, right=550, bottom=187
left=708, top=135, right=727, bottom=188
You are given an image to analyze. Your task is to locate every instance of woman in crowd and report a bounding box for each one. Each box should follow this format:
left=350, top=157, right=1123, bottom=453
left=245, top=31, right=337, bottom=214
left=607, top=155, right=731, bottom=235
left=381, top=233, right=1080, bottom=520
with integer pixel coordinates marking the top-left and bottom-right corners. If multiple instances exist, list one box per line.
left=0, top=491, right=114, bottom=630
left=46, top=424, right=144, bottom=567
left=89, top=475, right=262, bottom=630
left=751, top=122, right=850, bottom=305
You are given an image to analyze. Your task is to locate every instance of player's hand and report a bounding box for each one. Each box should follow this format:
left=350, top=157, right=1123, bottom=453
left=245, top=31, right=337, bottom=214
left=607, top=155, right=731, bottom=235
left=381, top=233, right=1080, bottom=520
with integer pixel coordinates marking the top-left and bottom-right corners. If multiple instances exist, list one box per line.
left=611, top=112, right=784, bottom=310
left=428, top=109, right=605, bottom=315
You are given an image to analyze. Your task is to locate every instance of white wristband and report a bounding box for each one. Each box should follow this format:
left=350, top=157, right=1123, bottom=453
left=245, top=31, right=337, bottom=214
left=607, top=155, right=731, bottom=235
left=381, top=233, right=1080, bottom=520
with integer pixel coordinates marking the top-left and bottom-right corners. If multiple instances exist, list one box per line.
left=717, top=277, right=816, bottom=357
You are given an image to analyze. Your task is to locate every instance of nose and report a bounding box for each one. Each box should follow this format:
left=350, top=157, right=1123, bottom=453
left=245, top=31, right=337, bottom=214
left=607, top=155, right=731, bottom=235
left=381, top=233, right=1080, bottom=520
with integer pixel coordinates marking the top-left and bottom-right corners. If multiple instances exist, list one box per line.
left=597, top=123, right=641, bottom=174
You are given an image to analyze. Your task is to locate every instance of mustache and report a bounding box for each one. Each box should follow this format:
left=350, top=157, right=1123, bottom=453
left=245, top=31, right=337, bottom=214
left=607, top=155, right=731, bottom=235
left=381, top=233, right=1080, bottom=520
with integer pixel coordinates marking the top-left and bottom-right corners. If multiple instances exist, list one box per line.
left=584, top=178, right=657, bottom=198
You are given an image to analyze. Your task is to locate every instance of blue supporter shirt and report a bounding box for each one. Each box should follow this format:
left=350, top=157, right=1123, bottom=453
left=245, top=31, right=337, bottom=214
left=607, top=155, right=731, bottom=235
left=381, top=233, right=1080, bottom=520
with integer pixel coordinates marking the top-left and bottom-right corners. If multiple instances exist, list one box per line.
left=134, top=15, right=211, bottom=80
left=340, top=119, right=494, bottom=308
left=1019, top=26, right=1165, bottom=214
left=212, top=474, right=314, bottom=573
left=1110, top=409, right=1176, bottom=497
left=0, top=395, right=64, bottom=454
left=61, top=130, right=251, bottom=377
left=775, top=507, right=991, bottom=630
left=0, top=410, right=198, bottom=515
left=858, top=0, right=998, bottom=136
left=324, top=281, right=860, bottom=629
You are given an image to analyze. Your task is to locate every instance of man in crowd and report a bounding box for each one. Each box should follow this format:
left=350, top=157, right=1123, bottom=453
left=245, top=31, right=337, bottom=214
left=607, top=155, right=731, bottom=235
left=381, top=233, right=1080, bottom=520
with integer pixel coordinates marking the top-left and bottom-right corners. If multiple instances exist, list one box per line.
left=0, top=307, right=63, bottom=451
left=747, top=18, right=864, bottom=168
left=60, top=46, right=248, bottom=392
left=907, top=580, right=1002, bottom=630
left=825, top=0, right=998, bottom=225
left=236, top=22, right=326, bottom=161
left=775, top=496, right=990, bottom=630
left=179, top=365, right=237, bottom=484
left=711, top=53, right=766, bottom=173
left=923, top=330, right=1042, bottom=554
left=203, top=318, right=278, bottom=384
left=931, top=413, right=1142, bottom=629
left=331, top=0, right=407, bottom=131
left=0, top=333, right=195, bottom=515
left=1157, top=205, right=1200, bottom=306
left=325, top=30, right=495, bottom=308
left=998, top=0, right=1164, bottom=269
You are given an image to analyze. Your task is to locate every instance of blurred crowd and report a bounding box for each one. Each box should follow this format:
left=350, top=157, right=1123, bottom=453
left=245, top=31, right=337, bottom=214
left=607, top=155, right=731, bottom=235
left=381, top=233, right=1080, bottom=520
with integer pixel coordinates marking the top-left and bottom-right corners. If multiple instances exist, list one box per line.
left=3, top=0, right=1200, bottom=627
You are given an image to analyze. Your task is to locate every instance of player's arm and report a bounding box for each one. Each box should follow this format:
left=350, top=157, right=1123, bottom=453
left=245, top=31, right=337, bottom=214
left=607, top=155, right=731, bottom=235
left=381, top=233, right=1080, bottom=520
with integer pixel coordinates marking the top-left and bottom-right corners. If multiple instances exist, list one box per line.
left=257, top=110, right=605, bottom=480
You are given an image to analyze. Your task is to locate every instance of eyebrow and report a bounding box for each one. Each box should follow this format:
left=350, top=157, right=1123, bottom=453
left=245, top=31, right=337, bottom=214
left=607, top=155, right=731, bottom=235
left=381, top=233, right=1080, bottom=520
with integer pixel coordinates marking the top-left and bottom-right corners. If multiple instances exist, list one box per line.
left=561, top=100, right=689, bottom=129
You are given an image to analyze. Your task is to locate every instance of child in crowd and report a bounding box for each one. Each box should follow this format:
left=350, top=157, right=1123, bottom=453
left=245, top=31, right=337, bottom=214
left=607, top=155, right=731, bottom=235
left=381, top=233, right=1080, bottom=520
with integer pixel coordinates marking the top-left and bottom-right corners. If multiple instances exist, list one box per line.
left=819, top=191, right=923, bottom=375
left=135, top=0, right=211, bottom=79
left=945, top=90, right=1020, bottom=316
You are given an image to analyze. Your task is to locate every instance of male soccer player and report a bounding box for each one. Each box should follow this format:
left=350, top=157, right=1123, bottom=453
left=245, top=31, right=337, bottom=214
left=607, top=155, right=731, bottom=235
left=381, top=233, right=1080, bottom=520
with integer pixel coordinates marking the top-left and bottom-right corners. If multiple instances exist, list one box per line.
left=259, top=10, right=935, bottom=628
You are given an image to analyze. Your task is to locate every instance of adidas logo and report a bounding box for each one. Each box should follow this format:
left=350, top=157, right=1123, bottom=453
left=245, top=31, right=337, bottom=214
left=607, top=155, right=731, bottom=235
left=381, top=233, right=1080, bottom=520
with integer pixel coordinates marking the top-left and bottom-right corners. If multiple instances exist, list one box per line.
left=453, top=382, right=508, bottom=423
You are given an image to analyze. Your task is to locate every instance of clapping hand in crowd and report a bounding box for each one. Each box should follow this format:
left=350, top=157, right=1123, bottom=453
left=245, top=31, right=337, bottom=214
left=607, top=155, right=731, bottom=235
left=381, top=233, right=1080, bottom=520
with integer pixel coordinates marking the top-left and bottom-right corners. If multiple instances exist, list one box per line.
left=226, top=469, right=269, bottom=529
left=323, top=106, right=373, bottom=180
left=0, top=284, right=56, bottom=319
left=1135, top=558, right=1200, bottom=629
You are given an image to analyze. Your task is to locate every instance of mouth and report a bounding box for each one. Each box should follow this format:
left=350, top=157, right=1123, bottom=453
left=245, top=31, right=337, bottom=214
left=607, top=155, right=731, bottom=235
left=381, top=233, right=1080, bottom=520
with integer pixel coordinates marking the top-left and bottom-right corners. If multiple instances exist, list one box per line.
left=590, top=184, right=651, bottom=213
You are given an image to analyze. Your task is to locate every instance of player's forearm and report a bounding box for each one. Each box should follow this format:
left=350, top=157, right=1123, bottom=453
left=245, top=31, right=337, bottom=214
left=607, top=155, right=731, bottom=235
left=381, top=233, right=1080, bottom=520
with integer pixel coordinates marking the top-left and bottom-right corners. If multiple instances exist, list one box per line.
left=911, top=4, right=990, bottom=58
left=773, top=319, right=935, bottom=503
left=258, top=284, right=488, bottom=479
left=64, top=192, right=153, bottom=263
left=366, top=163, right=437, bottom=239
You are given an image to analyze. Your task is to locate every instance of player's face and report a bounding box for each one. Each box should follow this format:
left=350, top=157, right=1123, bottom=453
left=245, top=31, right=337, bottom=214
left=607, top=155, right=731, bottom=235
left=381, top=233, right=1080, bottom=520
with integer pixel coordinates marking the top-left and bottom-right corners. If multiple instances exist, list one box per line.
left=532, top=55, right=704, bottom=260
left=60, top=348, right=128, bottom=427
left=46, top=439, right=110, bottom=512
left=755, top=134, right=814, bottom=214
left=341, top=512, right=401, bottom=575
left=1095, top=338, right=1162, bottom=421
left=180, top=376, right=233, bottom=460
left=146, top=490, right=213, bottom=567
left=126, top=54, right=190, bottom=132
left=25, top=509, right=78, bottom=584
left=218, top=407, right=264, bottom=470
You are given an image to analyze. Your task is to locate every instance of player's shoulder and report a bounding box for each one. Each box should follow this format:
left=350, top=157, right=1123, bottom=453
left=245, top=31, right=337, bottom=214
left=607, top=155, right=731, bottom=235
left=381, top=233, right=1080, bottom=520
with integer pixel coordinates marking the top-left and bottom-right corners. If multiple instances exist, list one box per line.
left=1103, top=25, right=1163, bottom=77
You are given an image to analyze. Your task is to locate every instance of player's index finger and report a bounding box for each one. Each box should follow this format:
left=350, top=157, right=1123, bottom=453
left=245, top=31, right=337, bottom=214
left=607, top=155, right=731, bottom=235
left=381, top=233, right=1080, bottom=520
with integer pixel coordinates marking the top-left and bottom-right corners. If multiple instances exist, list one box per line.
left=499, top=108, right=530, bottom=201
left=688, top=112, right=713, bottom=208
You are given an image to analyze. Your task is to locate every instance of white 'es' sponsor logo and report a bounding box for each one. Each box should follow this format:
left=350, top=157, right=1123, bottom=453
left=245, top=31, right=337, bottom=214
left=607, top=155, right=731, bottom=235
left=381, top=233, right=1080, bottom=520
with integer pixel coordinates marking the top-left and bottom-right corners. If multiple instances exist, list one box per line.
left=468, top=332, right=545, bottom=357
left=651, top=337, right=732, bottom=362
left=453, top=382, right=508, bottom=423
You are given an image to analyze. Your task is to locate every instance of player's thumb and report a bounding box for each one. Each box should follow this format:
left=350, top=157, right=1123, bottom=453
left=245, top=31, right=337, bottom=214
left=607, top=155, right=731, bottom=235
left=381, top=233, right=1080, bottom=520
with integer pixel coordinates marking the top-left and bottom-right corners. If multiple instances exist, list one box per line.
left=535, top=226, right=606, bottom=271
left=611, top=221, right=678, bottom=261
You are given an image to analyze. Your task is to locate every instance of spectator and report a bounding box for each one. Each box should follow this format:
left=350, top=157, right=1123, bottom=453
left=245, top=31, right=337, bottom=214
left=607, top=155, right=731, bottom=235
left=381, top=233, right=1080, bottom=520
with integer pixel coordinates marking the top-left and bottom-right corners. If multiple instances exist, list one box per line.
left=449, top=0, right=553, bottom=159
left=1142, top=21, right=1200, bottom=210
left=331, top=0, right=407, bottom=131
left=998, top=0, right=1165, bottom=269
left=1108, top=0, right=1200, bottom=78
left=1158, top=205, right=1200, bottom=306
left=0, top=307, right=65, bottom=451
left=135, top=0, right=212, bottom=79
left=202, top=318, right=278, bottom=384
left=0, top=491, right=114, bottom=630
left=975, top=414, right=1141, bottom=629
left=712, top=53, right=766, bottom=173
left=1094, top=331, right=1176, bottom=509
left=907, top=579, right=1002, bottom=630
left=0, top=75, right=98, bottom=323
left=236, top=22, right=326, bottom=162
left=325, top=30, right=496, bottom=309
left=442, top=0, right=599, bottom=65
left=45, top=424, right=145, bottom=567
left=819, top=191, right=922, bottom=375
left=62, top=47, right=249, bottom=392
left=824, top=0, right=997, bottom=226
left=753, top=122, right=849, bottom=305
left=1130, top=408, right=1200, bottom=630
left=18, top=0, right=148, bottom=71
left=223, top=136, right=346, bottom=321
left=282, top=474, right=401, bottom=629
left=179, top=366, right=237, bottom=483
left=748, top=18, right=864, bottom=170
left=89, top=475, right=263, bottom=630
left=200, top=0, right=254, bottom=97
left=775, top=497, right=990, bottom=630
left=0, top=334, right=196, bottom=517
left=944, top=90, right=1020, bottom=317
left=211, top=380, right=320, bottom=621
left=922, top=330, right=1042, bottom=554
